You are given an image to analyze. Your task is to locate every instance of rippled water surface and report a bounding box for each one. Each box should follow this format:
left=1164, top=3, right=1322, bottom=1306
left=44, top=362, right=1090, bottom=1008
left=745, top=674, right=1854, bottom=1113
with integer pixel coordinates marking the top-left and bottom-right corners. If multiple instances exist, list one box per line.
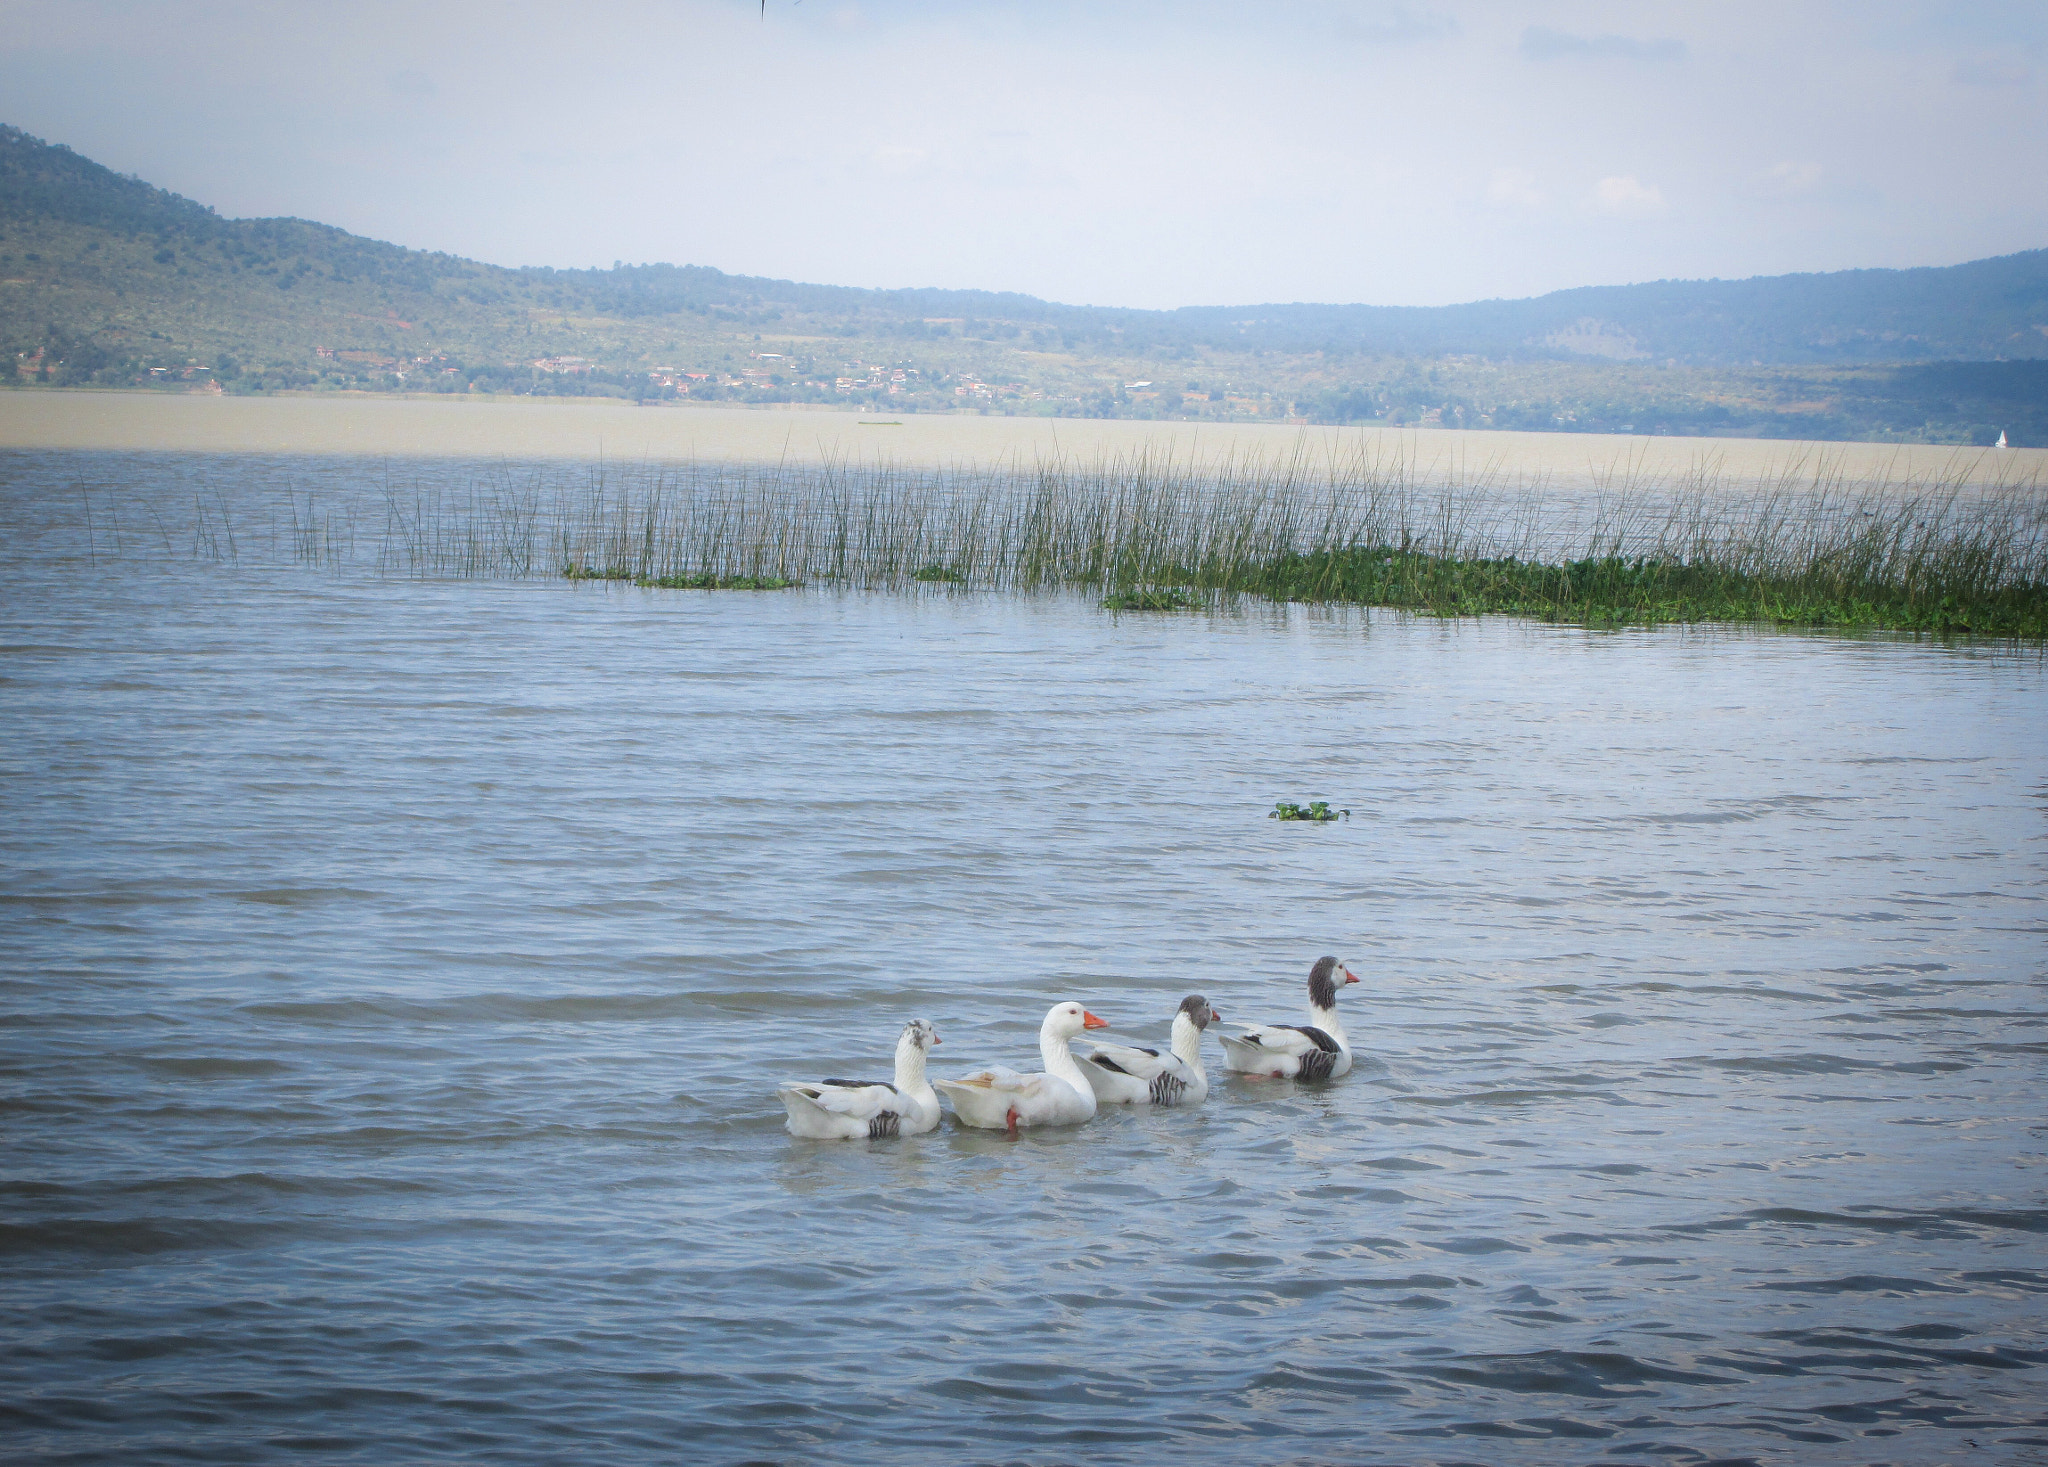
left=4, top=453, right=2047, bottom=1465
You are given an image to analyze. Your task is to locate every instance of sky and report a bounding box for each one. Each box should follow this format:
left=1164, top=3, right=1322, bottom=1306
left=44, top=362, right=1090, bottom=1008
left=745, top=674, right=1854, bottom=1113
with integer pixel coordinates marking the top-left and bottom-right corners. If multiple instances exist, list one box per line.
left=2, top=0, right=2044, bottom=309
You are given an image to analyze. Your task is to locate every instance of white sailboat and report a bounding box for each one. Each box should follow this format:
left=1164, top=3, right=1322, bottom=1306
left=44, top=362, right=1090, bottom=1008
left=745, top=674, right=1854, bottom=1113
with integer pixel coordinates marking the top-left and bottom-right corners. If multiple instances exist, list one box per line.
left=1996, top=430, right=2010, bottom=448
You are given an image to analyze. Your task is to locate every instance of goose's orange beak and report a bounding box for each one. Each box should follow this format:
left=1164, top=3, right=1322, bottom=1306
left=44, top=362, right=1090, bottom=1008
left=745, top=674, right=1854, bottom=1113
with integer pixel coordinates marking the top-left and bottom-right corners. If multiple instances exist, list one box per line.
left=1343, top=968, right=1360, bottom=984
left=1082, top=1010, right=1109, bottom=1029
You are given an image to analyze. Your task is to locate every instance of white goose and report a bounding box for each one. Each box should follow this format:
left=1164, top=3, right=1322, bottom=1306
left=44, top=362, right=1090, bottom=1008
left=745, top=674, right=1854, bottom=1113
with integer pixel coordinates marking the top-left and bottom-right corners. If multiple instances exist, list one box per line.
left=934, top=1001, right=1107, bottom=1131
left=1219, top=956, right=1359, bottom=1080
left=777, top=1018, right=942, bottom=1139
left=1080, top=995, right=1220, bottom=1107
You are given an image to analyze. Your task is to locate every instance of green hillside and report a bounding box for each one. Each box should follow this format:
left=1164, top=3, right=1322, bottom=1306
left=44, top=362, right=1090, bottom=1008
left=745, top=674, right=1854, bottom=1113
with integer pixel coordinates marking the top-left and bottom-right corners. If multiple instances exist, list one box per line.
left=3, top=124, right=2044, bottom=444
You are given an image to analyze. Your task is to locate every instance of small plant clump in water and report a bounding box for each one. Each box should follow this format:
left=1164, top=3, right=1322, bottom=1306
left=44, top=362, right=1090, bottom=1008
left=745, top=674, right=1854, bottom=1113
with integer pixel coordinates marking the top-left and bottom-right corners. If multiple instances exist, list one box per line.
left=638, top=573, right=802, bottom=590
left=1271, top=801, right=1349, bottom=822
left=562, top=563, right=636, bottom=581
left=912, top=564, right=966, bottom=583
left=1102, top=587, right=1200, bottom=611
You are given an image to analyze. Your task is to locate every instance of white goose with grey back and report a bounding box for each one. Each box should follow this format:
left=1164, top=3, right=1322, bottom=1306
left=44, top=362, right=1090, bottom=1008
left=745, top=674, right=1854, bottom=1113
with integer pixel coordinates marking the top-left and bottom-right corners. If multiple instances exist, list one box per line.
left=1218, top=957, right=1359, bottom=1080
left=777, top=1019, right=942, bottom=1139
left=1080, top=995, right=1220, bottom=1107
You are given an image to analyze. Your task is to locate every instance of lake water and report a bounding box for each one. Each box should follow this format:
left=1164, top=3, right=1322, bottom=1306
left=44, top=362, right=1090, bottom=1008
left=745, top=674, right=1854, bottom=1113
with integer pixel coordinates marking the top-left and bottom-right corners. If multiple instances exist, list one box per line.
left=4, top=450, right=2046, bottom=1465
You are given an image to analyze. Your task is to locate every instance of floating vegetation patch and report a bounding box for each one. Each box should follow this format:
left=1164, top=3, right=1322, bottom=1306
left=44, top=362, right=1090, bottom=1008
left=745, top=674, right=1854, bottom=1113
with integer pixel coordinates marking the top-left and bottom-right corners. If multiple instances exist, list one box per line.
left=636, top=573, right=802, bottom=590
left=1252, top=546, right=2046, bottom=638
left=912, top=564, right=967, bottom=583
left=1271, top=801, right=1350, bottom=822
left=562, top=563, right=636, bottom=581
left=1102, top=586, right=1200, bottom=611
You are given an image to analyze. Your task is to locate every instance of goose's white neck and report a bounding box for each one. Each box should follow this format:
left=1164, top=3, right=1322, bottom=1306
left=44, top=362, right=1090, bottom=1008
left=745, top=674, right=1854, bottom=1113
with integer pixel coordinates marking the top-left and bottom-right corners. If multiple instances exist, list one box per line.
left=1040, top=1023, right=1089, bottom=1089
left=1309, top=1000, right=1349, bottom=1049
left=893, top=1039, right=932, bottom=1093
left=1171, top=1013, right=1207, bottom=1077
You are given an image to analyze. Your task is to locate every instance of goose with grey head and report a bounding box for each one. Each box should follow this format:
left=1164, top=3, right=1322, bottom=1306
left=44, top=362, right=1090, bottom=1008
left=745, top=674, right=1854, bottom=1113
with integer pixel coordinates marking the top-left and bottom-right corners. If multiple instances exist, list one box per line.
left=1080, top=995, right=1220, bottom=1107
left=1218, top=956, right=1359, bottom=1080
left=934, top=1001, right=1108, bottom=1132
left=777, top=1019, right=942, bottom=1139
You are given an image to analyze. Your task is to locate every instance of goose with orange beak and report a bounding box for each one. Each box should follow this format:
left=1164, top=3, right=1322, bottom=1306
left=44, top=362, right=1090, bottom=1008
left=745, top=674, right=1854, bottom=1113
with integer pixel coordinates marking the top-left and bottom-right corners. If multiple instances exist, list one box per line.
left=1219, top=956, right=1360, bottom=1080
left=935, top=1001, right=1110, bottom=1131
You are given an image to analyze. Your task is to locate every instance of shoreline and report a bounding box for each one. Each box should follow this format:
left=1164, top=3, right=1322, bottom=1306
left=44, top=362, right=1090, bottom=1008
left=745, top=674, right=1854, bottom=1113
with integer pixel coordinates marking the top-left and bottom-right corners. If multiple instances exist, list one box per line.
left=3, top=388, right=2041, bottom=488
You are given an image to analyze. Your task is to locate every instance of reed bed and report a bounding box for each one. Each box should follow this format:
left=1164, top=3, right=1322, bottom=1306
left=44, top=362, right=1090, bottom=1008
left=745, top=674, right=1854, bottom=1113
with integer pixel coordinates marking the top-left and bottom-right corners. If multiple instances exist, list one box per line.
left=81, top=444, right=2048, bottom=639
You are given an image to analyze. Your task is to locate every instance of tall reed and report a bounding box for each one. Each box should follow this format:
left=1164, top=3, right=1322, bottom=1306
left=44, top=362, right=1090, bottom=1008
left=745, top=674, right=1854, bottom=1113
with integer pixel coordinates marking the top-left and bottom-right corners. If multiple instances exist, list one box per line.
left=93, top=445, right=2048, bottom=638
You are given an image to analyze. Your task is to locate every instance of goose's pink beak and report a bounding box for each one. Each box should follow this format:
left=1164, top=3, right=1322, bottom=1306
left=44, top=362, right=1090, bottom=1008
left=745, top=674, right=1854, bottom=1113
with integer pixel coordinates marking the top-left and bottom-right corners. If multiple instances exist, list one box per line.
left=1082, top=1010, right=1109, bottom=1029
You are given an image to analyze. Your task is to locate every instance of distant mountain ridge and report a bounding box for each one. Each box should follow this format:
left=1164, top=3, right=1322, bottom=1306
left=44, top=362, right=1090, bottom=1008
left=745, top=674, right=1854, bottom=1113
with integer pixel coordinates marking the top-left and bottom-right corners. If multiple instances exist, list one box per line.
left=555, top=251, right=2048, bottom=365
left=4, top=123, right=2045, bottom=446
left=5, top=123, right=2045, bottom=367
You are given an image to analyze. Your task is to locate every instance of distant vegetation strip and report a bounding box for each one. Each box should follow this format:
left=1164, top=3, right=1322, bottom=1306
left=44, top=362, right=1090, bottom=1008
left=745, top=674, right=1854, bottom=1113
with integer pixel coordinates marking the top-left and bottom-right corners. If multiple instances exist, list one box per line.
left=100, top=448, right=2047, bottom=641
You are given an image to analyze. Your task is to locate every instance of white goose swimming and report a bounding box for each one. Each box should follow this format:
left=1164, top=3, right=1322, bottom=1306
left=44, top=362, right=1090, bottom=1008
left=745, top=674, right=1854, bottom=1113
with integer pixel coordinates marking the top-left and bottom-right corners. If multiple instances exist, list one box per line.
left=1080, top=995, right=1220, bottom=1107
left=934, top=1001, right=1107, bottom=1131
left=777, top=1018, right=942, bottom=1139
left=1219, top=956, right=1359, bottom=1080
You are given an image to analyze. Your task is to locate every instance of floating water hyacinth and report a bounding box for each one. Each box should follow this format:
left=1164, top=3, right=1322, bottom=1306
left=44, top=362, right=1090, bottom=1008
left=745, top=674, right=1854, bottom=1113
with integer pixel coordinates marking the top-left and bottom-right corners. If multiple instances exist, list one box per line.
left=1270, top=800, right=1349, bottom=822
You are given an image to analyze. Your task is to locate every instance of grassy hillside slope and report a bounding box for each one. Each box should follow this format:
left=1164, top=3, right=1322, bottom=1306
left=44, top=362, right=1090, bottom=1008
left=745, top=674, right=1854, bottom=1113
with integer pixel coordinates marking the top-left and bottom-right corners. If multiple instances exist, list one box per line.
left=3, top=124, right=2044, bottom=444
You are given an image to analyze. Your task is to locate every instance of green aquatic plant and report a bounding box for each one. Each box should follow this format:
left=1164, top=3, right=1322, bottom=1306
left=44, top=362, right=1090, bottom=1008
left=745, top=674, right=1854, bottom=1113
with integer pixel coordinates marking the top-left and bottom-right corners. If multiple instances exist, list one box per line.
left=1102, top=587, right=1200, bottom=611
left=165, top=442, right=2045, bottom=641
left=637, top=573, right=802, bottom=590
left=1271, top=801, right=1350, bottom=822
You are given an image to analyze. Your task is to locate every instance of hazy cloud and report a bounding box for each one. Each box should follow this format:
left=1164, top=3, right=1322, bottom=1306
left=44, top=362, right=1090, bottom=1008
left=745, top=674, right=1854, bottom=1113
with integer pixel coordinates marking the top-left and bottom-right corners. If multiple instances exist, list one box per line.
left=0, top=1, right=2040, bottom=310
left=1521, top=27, right=1687, bottom=63
left=1339, top=5, right=1458, bottom=46
left=1594, top=175, right=1666, bottom=214
left=868, top=145, right=931, bottom=176
left=1486, top=169, right=1544, bottom=207
left=1762, top=161, right=1822, bottom=196
left=387, top=69, right=436, bottom=100
left=1951, top=55, right=2033, bottom=86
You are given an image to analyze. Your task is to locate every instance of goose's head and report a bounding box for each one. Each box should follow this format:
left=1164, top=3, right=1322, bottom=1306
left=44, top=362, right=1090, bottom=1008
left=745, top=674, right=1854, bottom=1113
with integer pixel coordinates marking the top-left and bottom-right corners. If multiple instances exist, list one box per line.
left=1044, top=1001, right=1109, bottom=1038
left=1176, top=994, right=1221, bottom=1030
left=1307, top=956, right=1359, bottom=1011
left=899, top=1018, right=941, bottom=1052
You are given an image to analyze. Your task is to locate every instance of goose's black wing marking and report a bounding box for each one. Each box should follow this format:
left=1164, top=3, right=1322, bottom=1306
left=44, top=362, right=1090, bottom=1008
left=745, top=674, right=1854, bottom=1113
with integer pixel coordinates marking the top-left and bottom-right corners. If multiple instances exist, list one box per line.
left=1149, top=1071, right=1190, bottom=1106
left=1090, top=1054, right=1132, bottom=1074
left=1296, top=1049, right=1339, bottom=1082
left=866, top=1111, right=902, bottom=1139
left=1283, top=1025, right=1341, bottom=1054
left=822, top=1077, right=897, bottom=1092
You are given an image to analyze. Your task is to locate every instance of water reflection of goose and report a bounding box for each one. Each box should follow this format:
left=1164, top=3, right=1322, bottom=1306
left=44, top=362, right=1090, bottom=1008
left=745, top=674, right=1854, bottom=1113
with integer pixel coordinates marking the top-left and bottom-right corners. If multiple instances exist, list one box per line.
left=777, top=1019, right=942, bottom=1139
left=935, top=1001, right=1107, bottom=1131
left=1220, top=956, right=1359, bottom=1080
left=1080, top=995, right=1220, bottom=1107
